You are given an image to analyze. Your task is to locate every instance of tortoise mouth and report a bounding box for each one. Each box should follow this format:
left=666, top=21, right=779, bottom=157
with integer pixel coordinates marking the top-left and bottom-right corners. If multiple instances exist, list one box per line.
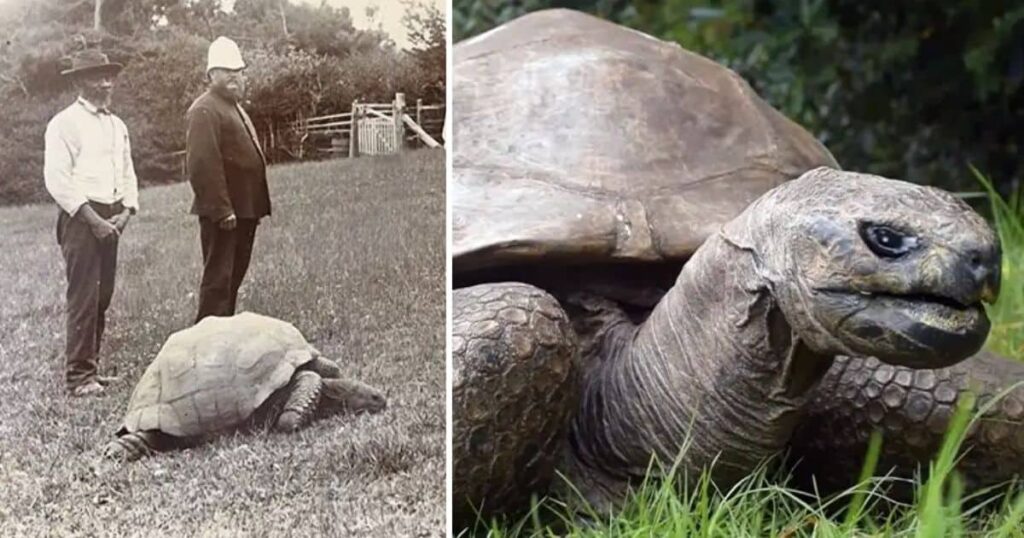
left=818, top=288, right=980, bottom=315
left=859, top=290, right=974, bottom=311
left=816, top=289, right=989, bottom=368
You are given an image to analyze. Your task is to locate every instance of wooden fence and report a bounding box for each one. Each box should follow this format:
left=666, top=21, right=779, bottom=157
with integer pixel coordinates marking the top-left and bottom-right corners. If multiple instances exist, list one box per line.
left=293, top=93, right=445, bottom=158
left=167, top=93, right=444, bottom=173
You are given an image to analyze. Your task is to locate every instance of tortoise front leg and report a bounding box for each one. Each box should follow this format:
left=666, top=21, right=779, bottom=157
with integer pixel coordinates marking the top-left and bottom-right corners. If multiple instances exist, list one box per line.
left=789, top=350, right=1024, bottom=495
left=274, top=370, right=323, bottom=432
left=103, top=431, right=172, bottom=461
left=452, top=282, right=579, bottom=530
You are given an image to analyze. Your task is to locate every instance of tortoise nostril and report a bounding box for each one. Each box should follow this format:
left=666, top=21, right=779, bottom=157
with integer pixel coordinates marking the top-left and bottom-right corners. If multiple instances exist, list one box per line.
left=965, top=248, right=988, bottom=268
left=965, top=249, right=994, bottom=277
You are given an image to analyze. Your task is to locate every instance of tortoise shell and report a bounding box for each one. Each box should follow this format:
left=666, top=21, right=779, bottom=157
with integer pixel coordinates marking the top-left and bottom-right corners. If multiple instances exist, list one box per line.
left=452, top=9, right=839, bottom=273
left=120, top=312, right=320, bottom=437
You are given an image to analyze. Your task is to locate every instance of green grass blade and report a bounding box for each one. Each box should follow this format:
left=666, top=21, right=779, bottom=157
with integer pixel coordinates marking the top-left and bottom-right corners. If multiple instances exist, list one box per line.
left=843, top=429, right=883, bottom=530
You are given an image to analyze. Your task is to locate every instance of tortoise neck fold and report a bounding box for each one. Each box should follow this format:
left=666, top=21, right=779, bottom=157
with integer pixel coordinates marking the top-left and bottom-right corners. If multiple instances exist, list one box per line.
left=565, top=233, right=831, bottom=507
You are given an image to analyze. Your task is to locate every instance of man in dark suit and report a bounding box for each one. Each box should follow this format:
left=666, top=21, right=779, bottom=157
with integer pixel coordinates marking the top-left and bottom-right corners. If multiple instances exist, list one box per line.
left=186, top=36, right=270, bottom=323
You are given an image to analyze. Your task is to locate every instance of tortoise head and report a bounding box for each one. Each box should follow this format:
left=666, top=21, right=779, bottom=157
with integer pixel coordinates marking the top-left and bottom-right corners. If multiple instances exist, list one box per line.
left=726, top=167, right=1001, bottom=368
left=320, top=378, right=388, bottom=415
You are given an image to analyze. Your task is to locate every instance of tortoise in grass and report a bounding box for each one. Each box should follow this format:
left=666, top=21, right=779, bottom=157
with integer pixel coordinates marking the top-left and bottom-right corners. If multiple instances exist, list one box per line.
left=103, top=312, right=387, bottom=461
left=451, top=8, right=1015, bottom=528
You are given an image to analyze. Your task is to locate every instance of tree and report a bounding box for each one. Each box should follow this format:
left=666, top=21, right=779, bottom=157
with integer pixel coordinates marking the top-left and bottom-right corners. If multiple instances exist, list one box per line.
left=95, top=0, right=105, bottom=31
left=403, top=0, right=446, bottom=103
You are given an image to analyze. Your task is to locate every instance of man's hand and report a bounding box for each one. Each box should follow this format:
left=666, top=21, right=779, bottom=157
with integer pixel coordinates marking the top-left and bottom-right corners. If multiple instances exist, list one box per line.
left=219, top=213, right=237, bottom=230
left=90, top=219, right=119, bottom=240
left=76, top=204, right=120, bottom=241
left=108, top=210, right=131, bottom=233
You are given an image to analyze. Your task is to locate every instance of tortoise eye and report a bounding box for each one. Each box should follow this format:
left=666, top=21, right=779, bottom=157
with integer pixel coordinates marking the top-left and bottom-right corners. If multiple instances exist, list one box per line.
left=859, top=223, right=918, bottom=258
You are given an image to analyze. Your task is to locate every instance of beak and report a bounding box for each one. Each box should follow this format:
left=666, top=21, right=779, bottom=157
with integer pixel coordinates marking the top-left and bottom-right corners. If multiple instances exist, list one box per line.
left=949, top=245, right=1002, bottom=306
left=976, top=254, right=1002, bottom=305
left=980, top=279, right=1000, bottom=305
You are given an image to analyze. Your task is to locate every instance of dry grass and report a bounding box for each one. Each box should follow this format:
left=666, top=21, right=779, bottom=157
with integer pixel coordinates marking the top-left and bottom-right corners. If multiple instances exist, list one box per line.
left=0, top=150, right=446, bottom=536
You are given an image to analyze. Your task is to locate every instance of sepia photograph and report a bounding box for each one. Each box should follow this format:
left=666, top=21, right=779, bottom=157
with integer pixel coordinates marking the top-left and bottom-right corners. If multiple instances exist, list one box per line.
left=450, top=2, right=1023, bottom=536
left=0, top=0, right=446, bottom=535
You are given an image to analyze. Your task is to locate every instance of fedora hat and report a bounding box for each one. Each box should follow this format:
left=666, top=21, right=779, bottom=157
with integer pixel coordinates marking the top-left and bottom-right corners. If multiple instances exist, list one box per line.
left=60, top=50, right=123, bottom=78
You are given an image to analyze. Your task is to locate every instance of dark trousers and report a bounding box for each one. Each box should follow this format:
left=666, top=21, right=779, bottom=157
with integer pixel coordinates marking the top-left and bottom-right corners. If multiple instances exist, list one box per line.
left=196, top=217, right=259, bottom=323
left=57, top=201, right=122, bottom=389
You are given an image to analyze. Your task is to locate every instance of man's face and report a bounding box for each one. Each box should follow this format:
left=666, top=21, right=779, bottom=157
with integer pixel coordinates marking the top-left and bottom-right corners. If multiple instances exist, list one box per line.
left=74, top=72, right=115, bottom=108
left=209, top=68, right=246, bottom=102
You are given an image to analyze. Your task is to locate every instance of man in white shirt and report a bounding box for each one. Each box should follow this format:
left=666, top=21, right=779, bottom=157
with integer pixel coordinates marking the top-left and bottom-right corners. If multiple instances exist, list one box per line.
left=44, top=50, right=139, bottom=397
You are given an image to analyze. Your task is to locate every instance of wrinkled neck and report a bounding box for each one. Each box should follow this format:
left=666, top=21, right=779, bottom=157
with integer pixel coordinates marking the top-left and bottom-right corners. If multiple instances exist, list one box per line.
left=566, top=234, right=832, bottom=505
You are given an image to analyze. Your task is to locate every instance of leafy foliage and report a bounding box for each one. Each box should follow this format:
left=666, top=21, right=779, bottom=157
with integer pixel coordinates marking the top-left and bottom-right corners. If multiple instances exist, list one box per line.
left=402, top=0, right=447, bottom=105
left=453, top=0, right=1024, bottom=194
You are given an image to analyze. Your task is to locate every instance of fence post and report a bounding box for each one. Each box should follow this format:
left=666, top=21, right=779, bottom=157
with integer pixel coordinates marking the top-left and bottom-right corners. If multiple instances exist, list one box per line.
left=268, top=120, right=275, bottom=160
left=394, top=92, right=406, bottom=153
left=294, top=112, right=303, bottom=159
left=416, top=98, right=423, bottom=149
left=349, top=100, right=359, bottom=158
left=295, top=113, right=303, bottom=159
left=443, top=108, right=449, bottom=148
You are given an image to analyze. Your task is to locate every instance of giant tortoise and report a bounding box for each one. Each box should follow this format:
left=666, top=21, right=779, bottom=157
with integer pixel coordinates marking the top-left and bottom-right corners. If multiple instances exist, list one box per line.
left=103, top=312, right=387, bottom=460
left=451, top=8, right=1018, bottom=528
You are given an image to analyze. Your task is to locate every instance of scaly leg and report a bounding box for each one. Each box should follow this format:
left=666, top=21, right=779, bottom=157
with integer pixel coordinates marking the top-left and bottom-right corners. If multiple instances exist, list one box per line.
left=452, top=282, right=579, bottom=529
left=274, top=370, right=323, bottom=432
left=789, top=350, right=1024, bottom=495
left=103, top=430, right=171, bottom=461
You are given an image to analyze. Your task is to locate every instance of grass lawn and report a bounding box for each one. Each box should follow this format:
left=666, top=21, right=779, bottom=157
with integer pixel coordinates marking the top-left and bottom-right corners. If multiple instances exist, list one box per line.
left=0, top=150, right=446, bottom=536
left=476, top=176, right=1024, bottom=537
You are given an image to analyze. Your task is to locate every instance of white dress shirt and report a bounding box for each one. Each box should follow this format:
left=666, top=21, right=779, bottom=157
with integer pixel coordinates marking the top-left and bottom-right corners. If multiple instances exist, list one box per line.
left=44, top=97, right=140, bottom=216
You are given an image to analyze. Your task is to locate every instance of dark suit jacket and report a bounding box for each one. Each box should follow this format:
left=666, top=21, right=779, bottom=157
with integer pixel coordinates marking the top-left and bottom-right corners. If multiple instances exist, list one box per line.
left=186, top=89, right=270, bottom=220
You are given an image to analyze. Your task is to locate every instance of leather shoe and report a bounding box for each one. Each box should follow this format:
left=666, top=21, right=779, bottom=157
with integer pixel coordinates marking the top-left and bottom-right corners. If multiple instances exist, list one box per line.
left=69, top=381, right=105, bottom=397
left=96, top=375, right=121, bottom=386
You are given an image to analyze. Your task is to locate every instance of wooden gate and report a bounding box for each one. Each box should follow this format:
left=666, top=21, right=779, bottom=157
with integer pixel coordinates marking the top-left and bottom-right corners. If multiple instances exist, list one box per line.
left=357, top=117, right=399, bottom=156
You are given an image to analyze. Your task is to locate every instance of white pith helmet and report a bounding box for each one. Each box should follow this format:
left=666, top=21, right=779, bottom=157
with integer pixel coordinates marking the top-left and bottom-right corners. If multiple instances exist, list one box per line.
left=206, top=36, right=246, bottom=74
